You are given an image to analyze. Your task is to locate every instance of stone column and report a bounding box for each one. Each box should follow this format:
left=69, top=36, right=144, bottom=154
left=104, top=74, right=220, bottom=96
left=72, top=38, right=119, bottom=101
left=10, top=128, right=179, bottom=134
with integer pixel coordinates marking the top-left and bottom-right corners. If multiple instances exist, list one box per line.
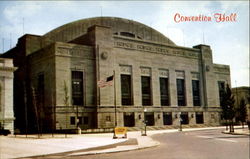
left=0, top=58, right=16, bottom=134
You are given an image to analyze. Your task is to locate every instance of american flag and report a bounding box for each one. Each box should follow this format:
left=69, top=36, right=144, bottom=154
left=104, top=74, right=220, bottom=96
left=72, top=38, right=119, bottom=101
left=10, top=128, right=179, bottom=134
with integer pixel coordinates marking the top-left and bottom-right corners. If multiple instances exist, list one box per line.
left=97, top=75, right=114, bottom=88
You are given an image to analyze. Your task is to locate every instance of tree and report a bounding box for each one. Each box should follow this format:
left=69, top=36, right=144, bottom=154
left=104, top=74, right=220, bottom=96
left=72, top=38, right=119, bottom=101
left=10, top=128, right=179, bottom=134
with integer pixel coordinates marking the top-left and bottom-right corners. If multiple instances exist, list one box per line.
left=221, top=84, right=235, bottom=132
left=63, top=81, right=69, bottom=138
left=236, top=98, right=247, bottom=128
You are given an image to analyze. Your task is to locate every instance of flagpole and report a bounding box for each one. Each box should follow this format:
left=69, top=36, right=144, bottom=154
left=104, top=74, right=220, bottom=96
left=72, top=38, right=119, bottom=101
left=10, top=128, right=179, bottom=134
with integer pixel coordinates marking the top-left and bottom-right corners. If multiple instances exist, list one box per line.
left=114, top=70, right=117, bottom=127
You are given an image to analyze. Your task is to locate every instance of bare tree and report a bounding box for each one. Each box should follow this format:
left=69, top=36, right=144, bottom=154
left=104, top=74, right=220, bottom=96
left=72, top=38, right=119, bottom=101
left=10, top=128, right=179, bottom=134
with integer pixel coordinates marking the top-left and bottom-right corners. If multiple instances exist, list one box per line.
left=236, top=98, right=247, bottom=128
left=63, top=81, right=69, bottom=138
left=221, top=84, right=235, bottom=132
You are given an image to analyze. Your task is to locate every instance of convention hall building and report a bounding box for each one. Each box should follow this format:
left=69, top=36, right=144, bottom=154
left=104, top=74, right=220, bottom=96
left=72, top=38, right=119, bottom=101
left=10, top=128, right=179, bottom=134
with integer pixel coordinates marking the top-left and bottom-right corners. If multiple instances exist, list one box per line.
left=1, top=17, right=231, bottom=132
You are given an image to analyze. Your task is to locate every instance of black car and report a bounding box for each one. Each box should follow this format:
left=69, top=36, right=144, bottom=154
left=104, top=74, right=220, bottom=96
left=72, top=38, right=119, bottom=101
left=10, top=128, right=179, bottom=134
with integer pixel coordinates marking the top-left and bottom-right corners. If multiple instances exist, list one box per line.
left=0, top=128, right=11, bottom=136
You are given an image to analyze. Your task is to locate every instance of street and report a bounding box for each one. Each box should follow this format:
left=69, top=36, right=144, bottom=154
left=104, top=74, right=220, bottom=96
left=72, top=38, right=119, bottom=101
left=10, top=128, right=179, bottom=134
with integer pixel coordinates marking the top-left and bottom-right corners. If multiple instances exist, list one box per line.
left=30, top=129, right=249, bottom=159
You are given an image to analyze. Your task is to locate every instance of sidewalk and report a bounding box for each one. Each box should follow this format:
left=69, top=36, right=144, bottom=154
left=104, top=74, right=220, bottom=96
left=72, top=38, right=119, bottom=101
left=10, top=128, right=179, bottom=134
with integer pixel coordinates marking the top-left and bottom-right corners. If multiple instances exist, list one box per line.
left=0, top=126, right=226, bottom=159
left=0, top=133, right=127, bottom=159
left=222, top=127, right=250, bottom=136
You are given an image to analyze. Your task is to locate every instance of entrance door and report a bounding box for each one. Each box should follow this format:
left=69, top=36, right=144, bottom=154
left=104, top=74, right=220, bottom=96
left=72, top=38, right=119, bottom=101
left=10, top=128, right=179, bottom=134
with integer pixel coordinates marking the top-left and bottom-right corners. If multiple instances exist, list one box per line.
left=145, top=112, right=155, bottom=126
left=180, top=112, right=189, bottom=125
left=124, top=112, right=135, bottom=127
left=163, top=112, right=172, bottom=125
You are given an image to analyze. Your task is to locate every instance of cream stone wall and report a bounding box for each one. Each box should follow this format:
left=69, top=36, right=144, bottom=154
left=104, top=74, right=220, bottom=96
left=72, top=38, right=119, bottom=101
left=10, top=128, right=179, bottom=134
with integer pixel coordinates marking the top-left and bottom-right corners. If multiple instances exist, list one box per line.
left=0, top=58, right=16, bottom=134
left=94, top=25, right=229, bottom=128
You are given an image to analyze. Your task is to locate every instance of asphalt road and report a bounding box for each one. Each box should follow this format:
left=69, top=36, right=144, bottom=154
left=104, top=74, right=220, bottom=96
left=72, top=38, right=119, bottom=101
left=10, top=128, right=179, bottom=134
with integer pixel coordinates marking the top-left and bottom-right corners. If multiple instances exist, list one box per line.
left=33, top=129, right=250, bottom=159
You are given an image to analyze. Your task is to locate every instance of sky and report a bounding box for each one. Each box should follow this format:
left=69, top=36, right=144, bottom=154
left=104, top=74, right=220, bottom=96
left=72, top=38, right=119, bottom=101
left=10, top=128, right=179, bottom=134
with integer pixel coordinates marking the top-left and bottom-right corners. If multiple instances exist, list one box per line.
left=0, top=1, right=249, bottom=87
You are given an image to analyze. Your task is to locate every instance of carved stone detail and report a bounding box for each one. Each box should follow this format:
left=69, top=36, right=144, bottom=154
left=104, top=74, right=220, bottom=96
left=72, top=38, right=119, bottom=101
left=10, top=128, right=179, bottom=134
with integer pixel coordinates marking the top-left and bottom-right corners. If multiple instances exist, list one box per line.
left=120, top=65, right=132, bottom=74
left=206, top=65, right=210, bottom=72
left=101, top=52, right=108, bottom=60
left=214, top=66, right=230, bottom=74
left=176, top=70, right=185, bottom=79
left=141, top=67, right=151, bottom=76
left=191, top=72, right=200, bottom=80
left=159, top=69, right=169, bottom=77
left=114, top=41, right=199, bottom=59
left=56, top=46, right=93, bottom=59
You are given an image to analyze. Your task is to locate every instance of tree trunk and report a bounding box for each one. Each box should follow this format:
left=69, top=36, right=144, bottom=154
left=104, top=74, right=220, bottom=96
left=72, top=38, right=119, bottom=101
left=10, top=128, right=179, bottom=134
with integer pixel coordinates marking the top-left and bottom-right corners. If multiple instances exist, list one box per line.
left=232, top=120, right=234, bottom=132
left=229, top=121, right=233, bottom=133
left=229, top=120, right=234, bottom=133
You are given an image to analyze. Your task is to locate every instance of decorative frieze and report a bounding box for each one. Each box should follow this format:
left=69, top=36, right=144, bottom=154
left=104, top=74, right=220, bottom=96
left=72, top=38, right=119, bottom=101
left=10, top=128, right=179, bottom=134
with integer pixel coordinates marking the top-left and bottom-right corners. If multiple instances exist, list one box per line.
left=114, top=41, right=199, bottom=59
left=214, top=66, right=230, bottom=74
left=140, top=67, right=151, bottom=76
left=56, top=46, right=93, bottom=59
left=176, top=70, right=185, bottom=79
left=120, top=65, right=132, bottom=74
left=191, top=72, right=200, bottom=80
left=159, top=69, right=169, bottom=77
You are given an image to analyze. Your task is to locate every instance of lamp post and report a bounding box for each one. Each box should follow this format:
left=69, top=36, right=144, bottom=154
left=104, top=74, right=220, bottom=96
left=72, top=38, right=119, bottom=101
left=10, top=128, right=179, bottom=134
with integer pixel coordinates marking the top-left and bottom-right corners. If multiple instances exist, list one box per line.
left=142, top=108, right=147, bottom=136
left=179, top=112, right=182, bottom=131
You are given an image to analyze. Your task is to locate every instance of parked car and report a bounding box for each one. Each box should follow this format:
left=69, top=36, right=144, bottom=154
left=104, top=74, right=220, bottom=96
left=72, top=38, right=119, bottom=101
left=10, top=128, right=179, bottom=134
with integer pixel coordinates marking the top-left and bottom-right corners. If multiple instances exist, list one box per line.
left=0, top=128, right=11, bottom=136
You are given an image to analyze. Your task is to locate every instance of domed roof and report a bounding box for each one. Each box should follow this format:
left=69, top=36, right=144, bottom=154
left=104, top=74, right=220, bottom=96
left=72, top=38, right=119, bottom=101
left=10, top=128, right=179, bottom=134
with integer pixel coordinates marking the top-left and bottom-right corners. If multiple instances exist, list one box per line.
left=44, top=17, right=175, bottom=45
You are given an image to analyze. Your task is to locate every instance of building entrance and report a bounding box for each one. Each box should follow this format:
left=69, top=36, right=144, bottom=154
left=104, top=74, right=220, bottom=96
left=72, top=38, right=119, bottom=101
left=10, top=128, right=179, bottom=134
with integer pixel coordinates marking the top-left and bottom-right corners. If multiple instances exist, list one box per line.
left=145, top=112, right=155, bottom=126
left=163, top=112, right=172, bottom=125
left=180, top=112, right=189, bottom=124
left=124, top=112, right=135, bottom=127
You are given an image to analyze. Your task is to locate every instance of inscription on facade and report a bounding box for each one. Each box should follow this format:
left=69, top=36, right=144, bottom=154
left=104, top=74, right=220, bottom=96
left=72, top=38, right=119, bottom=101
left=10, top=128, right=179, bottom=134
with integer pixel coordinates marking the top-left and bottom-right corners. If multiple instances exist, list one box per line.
left=214, top=66, right=230, bottom=74
left=57, top=46, right=93, bottom=59
left=114, top=41, right=199, bottom=59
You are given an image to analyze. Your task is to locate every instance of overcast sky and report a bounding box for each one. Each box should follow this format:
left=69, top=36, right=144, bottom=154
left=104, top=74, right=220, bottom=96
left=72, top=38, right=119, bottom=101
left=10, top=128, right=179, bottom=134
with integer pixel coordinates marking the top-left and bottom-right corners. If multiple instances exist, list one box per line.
left=0, top=1, right=249, bottom=87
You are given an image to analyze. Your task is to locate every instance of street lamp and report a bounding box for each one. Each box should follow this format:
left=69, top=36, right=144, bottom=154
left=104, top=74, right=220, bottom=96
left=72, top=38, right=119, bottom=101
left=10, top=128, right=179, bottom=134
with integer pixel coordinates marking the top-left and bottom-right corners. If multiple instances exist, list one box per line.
left=142, top=108, right=147, bottom=136
left=179, top=112, right=182, bottom=132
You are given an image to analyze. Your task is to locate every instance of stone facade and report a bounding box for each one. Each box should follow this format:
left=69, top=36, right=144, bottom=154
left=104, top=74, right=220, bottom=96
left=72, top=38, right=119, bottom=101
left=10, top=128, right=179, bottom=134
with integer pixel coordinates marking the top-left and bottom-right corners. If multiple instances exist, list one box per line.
left=0, top=58, right=16, bottom=134
left=1, top=17, right=231, bottom=132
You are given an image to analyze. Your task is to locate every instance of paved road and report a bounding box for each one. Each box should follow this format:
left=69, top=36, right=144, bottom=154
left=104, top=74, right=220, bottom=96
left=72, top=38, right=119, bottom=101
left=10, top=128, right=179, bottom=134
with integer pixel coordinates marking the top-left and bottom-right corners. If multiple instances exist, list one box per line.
left=32, top=129, right=249, bottom=159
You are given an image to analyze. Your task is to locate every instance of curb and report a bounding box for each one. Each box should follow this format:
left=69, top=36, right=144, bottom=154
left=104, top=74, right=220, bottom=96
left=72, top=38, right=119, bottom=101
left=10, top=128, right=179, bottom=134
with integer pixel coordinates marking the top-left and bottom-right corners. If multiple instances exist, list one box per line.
left=68, top=141, right=160, bottom=156
left=16, top=127, right=241, bottom=158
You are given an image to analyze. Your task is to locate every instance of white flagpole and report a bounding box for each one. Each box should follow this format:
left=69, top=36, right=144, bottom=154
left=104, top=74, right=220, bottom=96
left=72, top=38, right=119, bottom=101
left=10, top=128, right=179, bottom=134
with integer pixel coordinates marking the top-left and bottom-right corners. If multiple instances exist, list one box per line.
left=114, top=70, right=117, bottom=127
left=113, top=70, right=118, bottom=139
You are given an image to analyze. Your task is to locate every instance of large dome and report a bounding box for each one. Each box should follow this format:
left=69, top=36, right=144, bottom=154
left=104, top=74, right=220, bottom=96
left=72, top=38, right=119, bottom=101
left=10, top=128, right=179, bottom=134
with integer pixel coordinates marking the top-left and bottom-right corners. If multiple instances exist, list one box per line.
left=43, top=17, right=176, bottom=45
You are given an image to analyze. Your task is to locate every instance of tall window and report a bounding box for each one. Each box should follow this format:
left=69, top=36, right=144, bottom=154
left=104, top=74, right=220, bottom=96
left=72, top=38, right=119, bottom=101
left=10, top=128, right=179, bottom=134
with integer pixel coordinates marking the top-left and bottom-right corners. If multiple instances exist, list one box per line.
left=218, top=81, right=225, bottom=106
left=72, top=71, right=83, bottom=106
left=192, top=80, right=201, bottom=106
left=121, top=74, right=132, bottom=105
left=160, top=78, right=169, bottom=106
left=141, top=76, right=151, bottom=106
left=177, top=79, right=186, bottom=106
